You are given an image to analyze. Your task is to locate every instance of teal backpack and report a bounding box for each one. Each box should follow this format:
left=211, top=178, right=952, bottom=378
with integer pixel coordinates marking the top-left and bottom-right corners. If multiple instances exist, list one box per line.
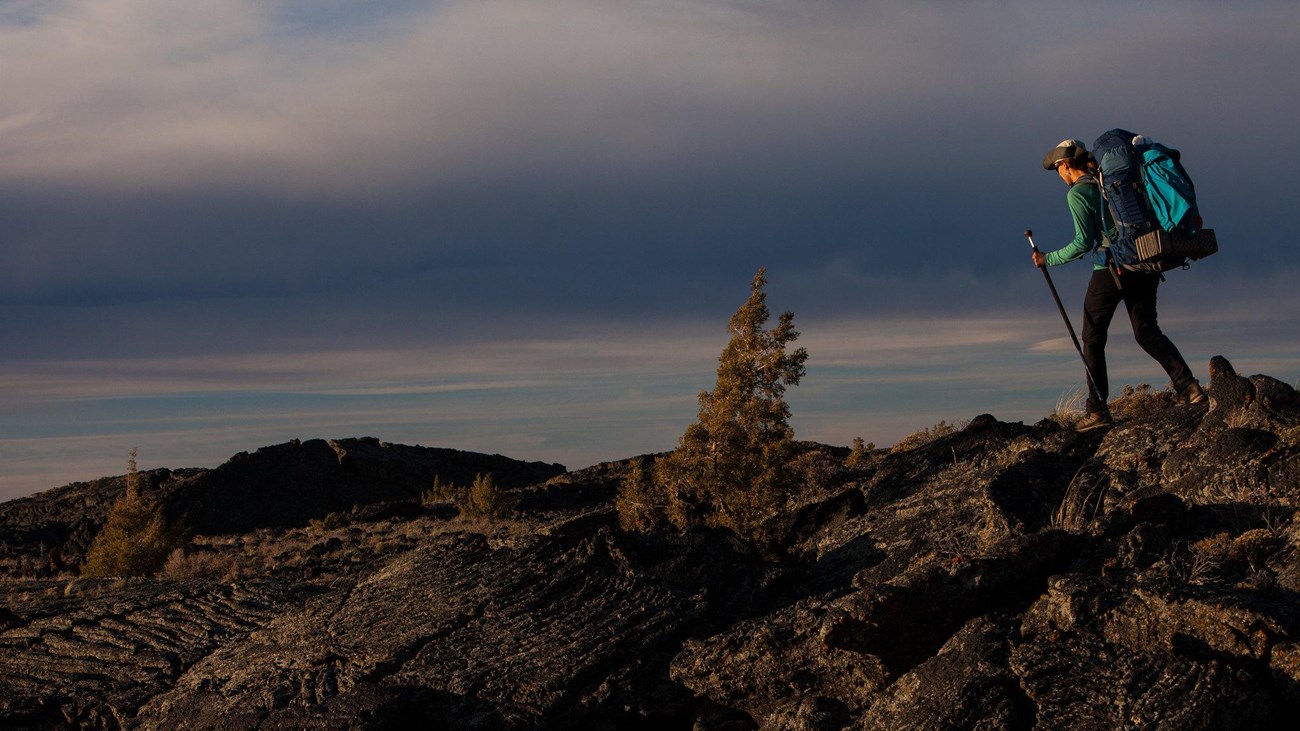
left=1092, top=129, right=1217, bottom=273
left=1138, top=138, right=1200, bottom=233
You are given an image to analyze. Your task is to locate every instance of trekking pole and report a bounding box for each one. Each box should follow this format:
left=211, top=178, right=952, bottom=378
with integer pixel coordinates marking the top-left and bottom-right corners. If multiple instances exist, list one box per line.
left=1024, top=230, right=1103, bottom=406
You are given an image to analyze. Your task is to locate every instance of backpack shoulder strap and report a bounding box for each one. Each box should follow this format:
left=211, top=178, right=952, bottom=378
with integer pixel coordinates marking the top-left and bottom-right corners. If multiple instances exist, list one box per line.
left=1071, top=173, right=1114, bottom=260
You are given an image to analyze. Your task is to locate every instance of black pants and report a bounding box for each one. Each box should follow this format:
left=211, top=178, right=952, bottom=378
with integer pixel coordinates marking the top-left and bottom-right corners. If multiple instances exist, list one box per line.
left=1081, top=268, right=1195, bottom=414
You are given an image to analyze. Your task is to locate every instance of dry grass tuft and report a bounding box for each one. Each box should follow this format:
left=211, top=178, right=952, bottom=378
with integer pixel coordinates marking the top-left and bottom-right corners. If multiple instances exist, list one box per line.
left=1050, top=387, right=1088, bottom=427
left=159, top=548, right=243, bottom=582
left=1108, top=383, right=1177, bottom=420
left=1052, top=468, right=1107, bottom=533
left=1048, top=383, right=1179, bottom=427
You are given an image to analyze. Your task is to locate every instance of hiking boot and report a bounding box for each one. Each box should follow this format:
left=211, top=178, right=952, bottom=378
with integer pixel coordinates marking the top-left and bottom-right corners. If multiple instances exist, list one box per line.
left=1075, top=410, right=1114, bottom=433
left=1180, top=380, right=1207, bottom=405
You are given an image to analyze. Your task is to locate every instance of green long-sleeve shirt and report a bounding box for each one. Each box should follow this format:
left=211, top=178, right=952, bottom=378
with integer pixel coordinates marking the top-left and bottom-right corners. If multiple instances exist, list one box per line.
left=1045, top=179, right=1114, bottom=270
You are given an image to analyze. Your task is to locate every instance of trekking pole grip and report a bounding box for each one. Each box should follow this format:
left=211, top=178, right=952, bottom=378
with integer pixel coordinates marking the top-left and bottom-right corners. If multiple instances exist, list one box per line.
left=1024, top=230, right=1038, bottom=251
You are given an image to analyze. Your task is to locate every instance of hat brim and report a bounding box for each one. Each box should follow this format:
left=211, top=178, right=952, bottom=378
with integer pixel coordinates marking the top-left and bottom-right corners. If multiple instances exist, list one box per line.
left=1042, top=146, right=1074, bottom=171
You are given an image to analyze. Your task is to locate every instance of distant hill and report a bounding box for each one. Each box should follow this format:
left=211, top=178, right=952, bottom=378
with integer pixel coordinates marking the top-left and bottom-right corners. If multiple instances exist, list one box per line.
left=1, top=356, right=1299, bottom=729
left=0, top=437, right=565, bottom=570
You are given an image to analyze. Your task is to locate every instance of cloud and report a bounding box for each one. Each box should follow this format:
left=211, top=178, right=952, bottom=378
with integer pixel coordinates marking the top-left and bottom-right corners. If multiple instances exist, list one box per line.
left=4, top=286, right=1300, bottom=502
left=1030, top=337, right=1076, bottom=355
left=4, top=1, right=1300, bottom=502
left=2, top=0, right=883, bottom=192
left=3, top=0, right=1298, bottom=312
left=4, top=1, right=1291, bottom=196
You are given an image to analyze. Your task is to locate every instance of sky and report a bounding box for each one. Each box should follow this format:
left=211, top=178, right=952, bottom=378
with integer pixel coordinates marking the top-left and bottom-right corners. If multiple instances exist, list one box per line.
left=2, top=0, right=1299, bottom=501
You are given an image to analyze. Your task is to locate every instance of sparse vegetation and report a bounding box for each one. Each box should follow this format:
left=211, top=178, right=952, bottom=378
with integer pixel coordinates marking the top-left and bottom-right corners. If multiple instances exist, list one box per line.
left=1176, top=527, right=1286, bottom=589
left=422, top=475, right=458, bottom=505
left=309, top=511, right=349, bottom=532
left=1052, top=467, right=1108, bottom=533
left=1051, top=384, right=1178, bottom=427
left=423, top=473, right=513, bottom=520
left=465, top=473, right=513, bottom=520
left=81, top=449, right=185, bottom=578
left=160, top=547, right=242, bottom=582
left=845, top=437, right=875, bottom=469
left=7, top=352, right=1300, bottom=727
left=624, top=269, right=808, bottom=545
left=891, top=420, right=964, bottom=453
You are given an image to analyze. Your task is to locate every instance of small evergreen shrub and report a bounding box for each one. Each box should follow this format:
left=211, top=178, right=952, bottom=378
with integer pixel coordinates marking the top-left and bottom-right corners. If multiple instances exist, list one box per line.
left=791, top=449, right=841, bottom=493
left=845, top=437, right=876, bottom=469
left=1230, top=528, right=1284, bottom=571
left=81, top=449, right=184, bottom=578
left=464, top=473, right=513, bottom=520
left=616, top=457, right=665, bottom=530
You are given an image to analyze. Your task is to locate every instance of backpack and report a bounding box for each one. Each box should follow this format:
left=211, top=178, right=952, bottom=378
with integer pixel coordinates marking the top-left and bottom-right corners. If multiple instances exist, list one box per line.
left=1092, top=129, right=1217, bottom=273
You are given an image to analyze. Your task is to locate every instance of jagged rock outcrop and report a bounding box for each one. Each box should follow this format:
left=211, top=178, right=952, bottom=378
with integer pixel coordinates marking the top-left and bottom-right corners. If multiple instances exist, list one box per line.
left=166, top=437, right=564, bottom=536
left=1, top=355, right=1298, bottom=729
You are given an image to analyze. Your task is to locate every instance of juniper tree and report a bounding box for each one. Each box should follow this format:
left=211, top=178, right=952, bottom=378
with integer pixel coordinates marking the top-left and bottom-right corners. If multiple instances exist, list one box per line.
left=650, top=268, right=808, bottom=544
left=81, top=449, right=183, bottom=577
left=616, top=456, right=662, bottom=531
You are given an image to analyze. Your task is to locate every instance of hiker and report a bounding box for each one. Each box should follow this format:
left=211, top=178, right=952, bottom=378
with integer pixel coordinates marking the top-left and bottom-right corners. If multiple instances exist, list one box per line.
left=1033, top=139, right=1205, bottom=432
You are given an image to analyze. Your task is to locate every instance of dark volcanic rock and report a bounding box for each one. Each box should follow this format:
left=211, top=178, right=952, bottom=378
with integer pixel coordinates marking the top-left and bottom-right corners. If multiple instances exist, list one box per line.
left=131, top=522, right=767, bottom=730
left=4, top=359, right=1300, bottom=728
left=0, top=578, right=321, bottom=729
left=858, top=615, right=1033, bottom=731
left=168, top=437, right=565, bottom=535
left=1012, top=625, right=1276, bottom=730
left=669, top=366, right=1300, bottom=728
left=672, top=595, right=890, bottom=727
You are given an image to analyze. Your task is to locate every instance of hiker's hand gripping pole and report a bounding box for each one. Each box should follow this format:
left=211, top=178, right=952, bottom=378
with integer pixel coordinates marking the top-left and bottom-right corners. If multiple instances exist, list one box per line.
left=1024, top=230, right=1103, bottom=407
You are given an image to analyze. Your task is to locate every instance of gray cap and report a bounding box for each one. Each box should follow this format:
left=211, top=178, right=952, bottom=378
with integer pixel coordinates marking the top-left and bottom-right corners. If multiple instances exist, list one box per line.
left=1042, top=138, right=1091, bottom=170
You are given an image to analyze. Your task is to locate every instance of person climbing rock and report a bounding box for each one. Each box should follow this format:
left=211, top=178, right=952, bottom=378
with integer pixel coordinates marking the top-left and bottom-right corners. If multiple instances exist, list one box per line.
left=1033, top=139, right=1206, bottom=432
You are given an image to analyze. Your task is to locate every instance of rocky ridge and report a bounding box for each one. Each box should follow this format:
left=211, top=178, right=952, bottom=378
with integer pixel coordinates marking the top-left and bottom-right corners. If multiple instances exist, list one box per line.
left=0, top=438, right=565, bottom=572
left=1, top=357, right=1299, bottom=729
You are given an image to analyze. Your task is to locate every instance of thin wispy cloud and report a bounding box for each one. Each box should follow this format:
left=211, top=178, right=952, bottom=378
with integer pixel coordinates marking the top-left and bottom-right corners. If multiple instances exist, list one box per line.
left=6, top=296, right=1297, bottom=500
